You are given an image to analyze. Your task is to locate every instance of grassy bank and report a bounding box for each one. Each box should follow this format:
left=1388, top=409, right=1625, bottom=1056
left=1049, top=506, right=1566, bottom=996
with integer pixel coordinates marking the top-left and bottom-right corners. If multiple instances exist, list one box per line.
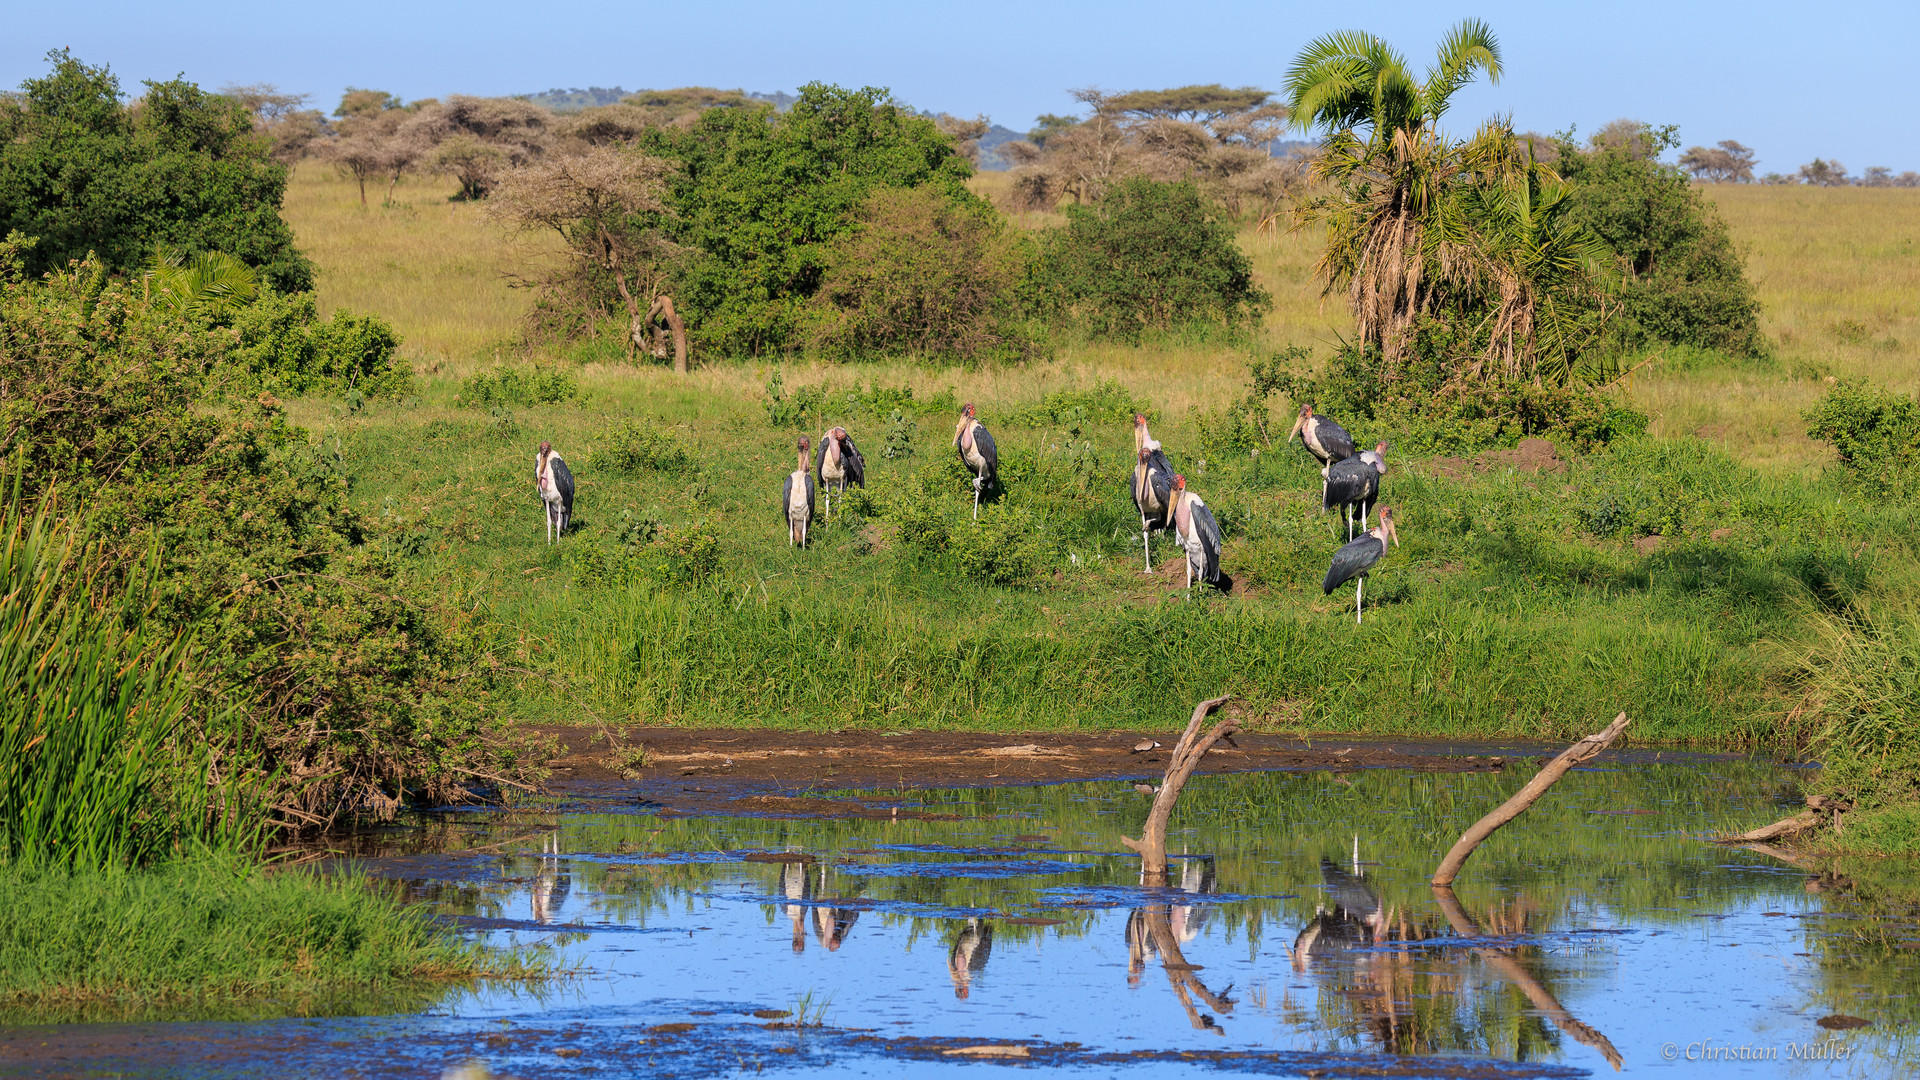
left=0, top=857, right=548, bottom=1020
left=277, top=168, right=1920, bottom=840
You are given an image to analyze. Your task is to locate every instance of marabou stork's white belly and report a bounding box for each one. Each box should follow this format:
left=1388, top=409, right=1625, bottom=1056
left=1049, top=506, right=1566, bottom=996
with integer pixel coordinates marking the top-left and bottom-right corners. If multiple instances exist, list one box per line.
left=787, top=472, right=810, bottom=521
left=821, top=457, right=845, bottom=487
left=538, top=467, right=562, bottom=506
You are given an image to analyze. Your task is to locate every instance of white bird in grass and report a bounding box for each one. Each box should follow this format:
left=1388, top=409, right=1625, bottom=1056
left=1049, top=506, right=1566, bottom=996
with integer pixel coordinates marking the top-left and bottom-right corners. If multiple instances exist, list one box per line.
left=1322, top=441, right=1389, bottom=540
left=954, top=403, right=999, bottom=519
left=535, top=441, right=574, bottom=544
left=815, top=426, right=866, bottom=520
left=782, top=436, right=816, bottom=548
left=1131, top=414, right=1175, bottom=573
left=1323, top=506, right=1399, bottom=624
left=1170, top=474, right=1227, bottom=594
left=1288, top=405, right=1355, bottom=467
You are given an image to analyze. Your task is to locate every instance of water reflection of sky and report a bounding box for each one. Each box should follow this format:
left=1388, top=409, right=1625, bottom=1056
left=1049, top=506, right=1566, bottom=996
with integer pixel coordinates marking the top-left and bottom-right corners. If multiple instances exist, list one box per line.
left=9, top=763, right=1916, bottom=1078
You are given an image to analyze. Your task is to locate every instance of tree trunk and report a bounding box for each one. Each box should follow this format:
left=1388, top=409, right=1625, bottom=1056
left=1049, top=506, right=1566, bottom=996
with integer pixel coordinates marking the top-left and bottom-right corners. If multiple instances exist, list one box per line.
left=1120, top=695, right=1235, bottom=882
left=647, top=295, right=690, bottom=374
left=600, top=227, right=641, bottom=362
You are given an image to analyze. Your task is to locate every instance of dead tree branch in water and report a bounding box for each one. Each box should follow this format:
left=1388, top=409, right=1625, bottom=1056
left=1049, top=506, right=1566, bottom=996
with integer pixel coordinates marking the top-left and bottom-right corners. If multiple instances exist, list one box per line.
left=1430, top=884, right=1624, bottom=1071
left=1431, top=712, right=1631, bottom=886
left=1121, top=694, right=1235, bottom=882
left=1716, top=794, right=1851, bottom=844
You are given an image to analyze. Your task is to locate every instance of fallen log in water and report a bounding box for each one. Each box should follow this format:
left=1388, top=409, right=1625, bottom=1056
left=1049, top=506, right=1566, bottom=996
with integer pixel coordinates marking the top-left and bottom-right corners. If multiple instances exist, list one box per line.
left=1431, top=712, right=1631, bottom=887
left=1121, top=694, right=1235, bottom=883
left=1715, top=795, right=1852, bottom=844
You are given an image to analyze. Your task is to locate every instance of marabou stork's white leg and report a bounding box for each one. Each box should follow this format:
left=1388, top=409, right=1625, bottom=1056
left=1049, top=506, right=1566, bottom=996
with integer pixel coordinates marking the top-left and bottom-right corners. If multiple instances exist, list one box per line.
left=824, top=488, right=831, bottom=522
left=1141, top=516, right=1153, bottom=574
left=972, top=477, right=982, bottom=519
left=1356, top=575, right=1364, bottom=625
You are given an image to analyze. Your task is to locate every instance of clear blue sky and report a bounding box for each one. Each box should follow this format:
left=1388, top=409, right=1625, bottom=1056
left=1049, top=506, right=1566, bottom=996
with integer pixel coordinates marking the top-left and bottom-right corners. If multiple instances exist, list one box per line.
left=9, top=1, right=1914, bottom=174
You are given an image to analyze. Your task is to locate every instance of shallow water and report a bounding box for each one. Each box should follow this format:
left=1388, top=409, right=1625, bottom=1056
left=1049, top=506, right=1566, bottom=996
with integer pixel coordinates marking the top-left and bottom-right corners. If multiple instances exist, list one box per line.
left=7, top=761, right=1920, bottom=1078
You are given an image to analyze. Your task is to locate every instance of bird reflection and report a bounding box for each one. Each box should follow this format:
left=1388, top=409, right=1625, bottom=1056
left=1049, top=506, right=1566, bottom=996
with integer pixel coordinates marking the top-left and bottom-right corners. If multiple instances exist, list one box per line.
left=1170, top=855, right=1217, bottom=943
left=1125, top=857, right=1234, bottom=1032
left=947, top=918, right=993, bottom=998
left=780, top=855, right=811, bottom=954
left=1292, top=852, right=1390, bottom=968
left=530, top=831, right=570, bottom=924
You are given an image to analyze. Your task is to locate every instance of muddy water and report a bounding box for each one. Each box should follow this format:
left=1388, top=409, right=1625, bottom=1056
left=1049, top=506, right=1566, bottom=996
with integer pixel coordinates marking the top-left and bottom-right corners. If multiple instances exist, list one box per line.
left=7, top=761, right=1919, bottom=1078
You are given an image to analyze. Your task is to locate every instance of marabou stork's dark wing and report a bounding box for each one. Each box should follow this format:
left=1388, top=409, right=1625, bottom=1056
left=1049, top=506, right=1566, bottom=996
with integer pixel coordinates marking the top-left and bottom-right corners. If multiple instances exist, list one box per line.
left=814, top=437, right=829, bottom=484
left=841, top=433, right=866, bottom=487
left=551, top=456, right=576, bottom=512
left=805, top=472, right=817, bottom=521
left=1317, top=417, right=1355, bottom=464
left=780, top=472, right=795, bottom=525
left=1322, top=533, right=1384, bottom=593
left=973, top=423, right=998, bottom=483
left=1132, top=464, right=1176, bottom=527
left=1318, top=856, right=1380, bottom=917
left=1321, top=456, right=1376, bottom=511
left=1190, top=498, right=1223, bottom=585
left=1146, top=446, right=1173, bottom=478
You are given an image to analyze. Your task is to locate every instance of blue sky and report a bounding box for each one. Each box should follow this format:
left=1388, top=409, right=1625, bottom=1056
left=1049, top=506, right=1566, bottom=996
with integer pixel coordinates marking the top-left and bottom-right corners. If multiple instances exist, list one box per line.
left=10, top=1, right=1914, bottom=174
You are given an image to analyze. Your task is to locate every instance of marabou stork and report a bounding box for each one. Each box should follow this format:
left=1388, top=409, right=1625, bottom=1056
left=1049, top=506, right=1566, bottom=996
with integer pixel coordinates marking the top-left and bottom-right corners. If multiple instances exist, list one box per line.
left=1288, top=405, right=1354, bottom=467
left=1322, top=506, right=1399, bottom=624
left=954, top=403, right=999, bottom=518
left=1170, top=474, right=1226, bottom=594
left=1322, top=441, right=1389, bottom=540
left=782, top=437, right=816, bottom=548
left=1132, top=415, right=1175, bottom=572
left=815, top=426, right=866, bottom=520
left=947, top=918, right=993, bottom=999
left=535, top=441, right=575, bottom=544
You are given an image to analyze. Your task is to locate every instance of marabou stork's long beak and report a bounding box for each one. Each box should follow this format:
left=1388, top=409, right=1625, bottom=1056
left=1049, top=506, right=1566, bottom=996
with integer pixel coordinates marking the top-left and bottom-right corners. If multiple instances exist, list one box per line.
left=1381, top=510, right=1400, bottom=548
left=1287, top=416, right=1304, bottom=445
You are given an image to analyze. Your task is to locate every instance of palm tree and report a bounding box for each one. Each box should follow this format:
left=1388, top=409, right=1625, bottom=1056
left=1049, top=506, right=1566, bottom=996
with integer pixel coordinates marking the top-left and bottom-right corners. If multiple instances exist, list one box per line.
left=140, top=249, right=259, bottom=320
left=1284, top=21, right=1506, bottom=366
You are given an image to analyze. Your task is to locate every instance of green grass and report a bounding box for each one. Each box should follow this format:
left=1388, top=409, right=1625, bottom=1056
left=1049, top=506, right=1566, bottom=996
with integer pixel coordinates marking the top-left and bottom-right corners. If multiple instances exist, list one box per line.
left=0, top=856, right=552, bottom=1020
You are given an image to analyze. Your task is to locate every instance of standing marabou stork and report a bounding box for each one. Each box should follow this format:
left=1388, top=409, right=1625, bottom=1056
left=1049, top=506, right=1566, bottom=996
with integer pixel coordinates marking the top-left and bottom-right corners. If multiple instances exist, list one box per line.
left=815, top=426, right=866, bottom=520
left=782, top=437, right=816, bottom=548
left=1322, top=441, right=1390, bottom=540
left=1323, top=506, right=1399, bottom=624
left=1288, top=405, right=1355, bottom=467
left=954, top=403, right=999, bottom=519
left=1170, top=474, right=1226, bottom=594
left=1132, top=415, right=1175, bottom=573
left=535, top=441, right=575, bottom=544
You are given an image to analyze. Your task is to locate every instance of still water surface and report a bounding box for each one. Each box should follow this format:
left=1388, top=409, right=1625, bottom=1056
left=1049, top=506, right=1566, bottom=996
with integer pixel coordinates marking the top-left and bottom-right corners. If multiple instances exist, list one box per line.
left=11, top=761, right=1920, bottom=1077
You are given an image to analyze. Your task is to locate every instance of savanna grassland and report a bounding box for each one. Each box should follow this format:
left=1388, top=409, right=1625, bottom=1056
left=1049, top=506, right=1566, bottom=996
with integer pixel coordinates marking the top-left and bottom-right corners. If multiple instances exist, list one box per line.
left=281, top=164, right=1920, bottom=768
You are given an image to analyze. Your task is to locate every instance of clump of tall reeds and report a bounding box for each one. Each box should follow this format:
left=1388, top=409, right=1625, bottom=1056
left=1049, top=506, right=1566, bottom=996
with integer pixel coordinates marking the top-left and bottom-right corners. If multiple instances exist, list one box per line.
left=0, top=496, right=260, bottom=870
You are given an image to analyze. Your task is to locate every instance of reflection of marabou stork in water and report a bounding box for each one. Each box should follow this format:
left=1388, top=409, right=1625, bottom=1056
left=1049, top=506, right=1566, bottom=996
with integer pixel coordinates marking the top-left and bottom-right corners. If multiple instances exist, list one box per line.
left=782, top=437, right=816, bottom=547
left=1324, top=506, right=1399, bottom=624
left=535, top=441, right=575, bottom=544
left=1132, top=414, right=1175, bottom=573
left=815, top=427, right=865, bottom=521
left=1288, top=405, right=1354, bottom=467
left=1170, top=855, right=1217, bottom=944
left=1323, top=441, right=1389, bottom=540
left=1291, top=844, right=1391, bottom=971
left=530, top=831, right=570, bottom=924
left=954, top=403, right=998, bottom=519
left=810, top=865, right=860, bottom=951
left=1170, top=475, right=1226, bottom=594
left=947, top=918, right=993, bottom=998
left=781, top=856, right=811, bottom=954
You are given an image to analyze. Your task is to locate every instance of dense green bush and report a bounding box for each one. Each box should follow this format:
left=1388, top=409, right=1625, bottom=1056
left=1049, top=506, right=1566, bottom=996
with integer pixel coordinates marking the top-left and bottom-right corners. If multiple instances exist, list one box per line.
left=1553, top=128, right=1764, bottom=357
left=230, top=291, right=409, bottom=396
left=639, top=83, right=977, bottom=356
left=458, top=364, right=578, bottom=409
left=1032, top=177, right=1269, bottom=341
left=1262, top=336, right=1648, bottom=456
left=1014, top=381, right=1152, bottom=427
left=569, top=525, right=721, bottom=589
left=763, top=369, right=958, bottom=429
left=0, top=257, right=523, bottom=828
left=0, top=51, right=312, bottom=292
left=808, top=186, right=1040, bottom=365
left=1804, top=379, right=1920, bottom=482
left=596, top=420, right=696, bottom=474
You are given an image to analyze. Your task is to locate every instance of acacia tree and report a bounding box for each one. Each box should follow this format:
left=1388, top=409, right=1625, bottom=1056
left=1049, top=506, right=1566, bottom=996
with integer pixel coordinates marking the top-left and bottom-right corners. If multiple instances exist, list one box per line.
left=486, top=146, right=688, bottom=369
left=1679, top=140, right=1756, bottom=183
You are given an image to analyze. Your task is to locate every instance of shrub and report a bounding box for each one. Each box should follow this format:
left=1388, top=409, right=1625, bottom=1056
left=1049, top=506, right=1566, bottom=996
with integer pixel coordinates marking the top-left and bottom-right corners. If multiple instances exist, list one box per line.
left=569, top=525, right=720, bottom=589
left=230, top=291, right=410, bottom=396
left=1553, top=128, right=1764, bottom=356
left=459, top=365, right=578, bottom=409
left=639, top=83, right=977, bottom=356
left=0, top=258, right=525, bottom=830
left=0, top=51, right=312, bottom=291
left=1032, top=176, right=1269, bottom=340
left=1014, top=380, right=1152, bottom=427
left=763, top=370, right=958, bottom=429
left=1804, top=379, right=1920, bottom=481
left=808, top=186, right=1041, bottom=365
left=597, top=421, right=695, bottom=474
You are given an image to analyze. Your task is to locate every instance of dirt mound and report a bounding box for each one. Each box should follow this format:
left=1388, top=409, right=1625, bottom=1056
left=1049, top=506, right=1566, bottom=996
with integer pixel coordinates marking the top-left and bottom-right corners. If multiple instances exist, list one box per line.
left=1427, top=438, right=1566, bottom=480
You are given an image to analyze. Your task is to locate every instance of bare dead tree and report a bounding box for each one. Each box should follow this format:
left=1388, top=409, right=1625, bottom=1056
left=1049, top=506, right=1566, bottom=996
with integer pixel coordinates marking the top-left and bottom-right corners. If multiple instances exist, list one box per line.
left=1121, top=694, right=1236, bottom=882
left=1431, top=712, right=1631, bottom=886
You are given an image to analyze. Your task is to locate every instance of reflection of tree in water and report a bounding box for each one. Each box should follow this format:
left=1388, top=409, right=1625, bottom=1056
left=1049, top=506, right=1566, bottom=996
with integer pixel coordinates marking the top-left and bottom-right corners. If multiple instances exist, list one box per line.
left=1127, top=855, right=1233, bottom=1032
left=1292, top=851, right=1562, bottom=1061
left=946, top=918, right=992, bottom=998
